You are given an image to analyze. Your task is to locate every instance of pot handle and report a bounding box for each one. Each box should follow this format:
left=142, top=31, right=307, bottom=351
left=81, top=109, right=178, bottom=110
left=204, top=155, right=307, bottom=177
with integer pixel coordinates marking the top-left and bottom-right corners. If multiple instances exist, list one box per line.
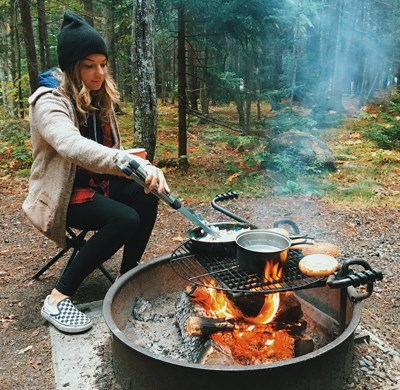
left=273, top=219, right=300, bottom=235
left=290, top=237, right=314, bottom=246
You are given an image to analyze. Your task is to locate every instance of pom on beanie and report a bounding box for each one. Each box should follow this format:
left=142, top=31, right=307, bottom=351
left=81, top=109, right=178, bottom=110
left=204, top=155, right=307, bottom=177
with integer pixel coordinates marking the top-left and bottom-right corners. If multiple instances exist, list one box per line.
left=57, top=11, right=108, bottom=71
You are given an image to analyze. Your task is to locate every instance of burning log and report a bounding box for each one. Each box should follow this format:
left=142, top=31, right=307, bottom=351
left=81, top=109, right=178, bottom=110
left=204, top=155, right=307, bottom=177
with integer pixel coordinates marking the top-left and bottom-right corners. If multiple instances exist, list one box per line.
left=186, top=316, right=234, bottom=336
left=229, top=293, right=265, bottom=317
left=175, top=289, right=212, bottom=363
left=229, top=291, right=303, bottom=321
left=274, top=291, right=303, bottom=323
left=186, top=316, right=307, bottom=337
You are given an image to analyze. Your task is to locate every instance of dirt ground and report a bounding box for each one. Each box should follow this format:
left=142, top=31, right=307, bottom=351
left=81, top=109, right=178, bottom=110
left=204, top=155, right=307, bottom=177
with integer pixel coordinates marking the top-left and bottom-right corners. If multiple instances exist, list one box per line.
left=1, top=177, right=399, bottom=389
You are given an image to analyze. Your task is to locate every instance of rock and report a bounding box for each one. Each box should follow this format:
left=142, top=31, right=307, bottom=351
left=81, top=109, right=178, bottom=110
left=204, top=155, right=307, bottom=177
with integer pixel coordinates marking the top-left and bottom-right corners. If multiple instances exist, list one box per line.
left=269, top=130, right=336, bottom=172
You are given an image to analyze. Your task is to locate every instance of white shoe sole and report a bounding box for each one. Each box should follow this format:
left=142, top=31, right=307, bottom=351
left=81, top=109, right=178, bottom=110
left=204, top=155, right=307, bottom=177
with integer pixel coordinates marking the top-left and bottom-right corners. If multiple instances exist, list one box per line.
left=41, top=307, right=93, bottom=334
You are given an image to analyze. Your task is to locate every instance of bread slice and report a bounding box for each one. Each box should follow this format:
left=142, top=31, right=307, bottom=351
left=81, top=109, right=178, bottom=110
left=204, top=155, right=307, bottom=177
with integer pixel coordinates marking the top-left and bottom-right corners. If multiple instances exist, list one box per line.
left=298, top=254, right=339, bottom=277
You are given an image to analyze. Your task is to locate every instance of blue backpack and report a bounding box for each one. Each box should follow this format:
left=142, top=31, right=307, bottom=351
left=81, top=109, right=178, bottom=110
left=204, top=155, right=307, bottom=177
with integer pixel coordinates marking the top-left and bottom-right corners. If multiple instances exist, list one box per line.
left=38, top=68, right=62, bottom=88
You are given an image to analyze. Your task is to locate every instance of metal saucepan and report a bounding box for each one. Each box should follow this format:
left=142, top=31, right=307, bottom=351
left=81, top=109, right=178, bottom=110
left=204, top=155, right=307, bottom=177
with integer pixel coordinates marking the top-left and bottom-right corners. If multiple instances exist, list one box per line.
left=236, top=230, right=306, bottom=275
left=186, top=222, right=253, bottom=254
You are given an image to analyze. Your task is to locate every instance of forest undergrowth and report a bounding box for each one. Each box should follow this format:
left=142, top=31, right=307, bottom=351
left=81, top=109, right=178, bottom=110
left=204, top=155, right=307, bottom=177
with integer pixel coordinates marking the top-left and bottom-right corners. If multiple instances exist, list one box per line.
left=0, top=98, right=399, bottom=209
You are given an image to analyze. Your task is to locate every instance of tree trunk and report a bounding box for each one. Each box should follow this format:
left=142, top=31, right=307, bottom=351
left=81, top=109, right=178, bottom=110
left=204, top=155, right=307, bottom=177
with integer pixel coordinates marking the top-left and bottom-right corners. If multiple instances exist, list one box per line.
left=18, top=0, right=39, bottom=94
left=171, top=38, right=176, bottom=105
left=245, top=94, right=251, bottom=133
left=36, top=0, right=51, bottom=71
left=0, top=17, right=12, bottom=114
left=359, top=0, right=369, bottom=105
left=81, top=0, right=94, bottom=26
left=102, top=1, right=116, bottom=77
left=235, top=92, right=245, bottom=132
left=289, top=15, right=299, bottom=112
left=330, top=0, right=346, bottom=112
left=132, top=0, right=158, bottom=162
left=200, top=45, right=209, bottom=117
left=10, top=1, right=22, bottom=118
left=187, top=42, right=198, bottom=111
left=177, top=3, right=188, bottom=169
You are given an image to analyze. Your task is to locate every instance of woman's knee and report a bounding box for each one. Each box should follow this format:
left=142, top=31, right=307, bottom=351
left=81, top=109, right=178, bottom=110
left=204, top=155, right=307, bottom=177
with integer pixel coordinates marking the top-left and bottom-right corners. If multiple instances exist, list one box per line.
left=116, top=209, right=141, bottom=231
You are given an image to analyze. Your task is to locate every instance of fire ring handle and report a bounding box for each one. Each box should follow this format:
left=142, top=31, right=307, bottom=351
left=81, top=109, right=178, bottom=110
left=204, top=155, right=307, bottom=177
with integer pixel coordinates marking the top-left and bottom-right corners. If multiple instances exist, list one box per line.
left=211, top=192, right=257, bottom=227
left=327, top=258, right=383, bottom=301
left=211, top=192, right=300, bottom=234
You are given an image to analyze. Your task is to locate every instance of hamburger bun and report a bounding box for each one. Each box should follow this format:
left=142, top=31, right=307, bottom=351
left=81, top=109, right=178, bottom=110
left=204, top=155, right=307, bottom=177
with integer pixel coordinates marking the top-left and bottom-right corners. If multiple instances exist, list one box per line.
left=298, top=254, right=339, bottom=277
left=293, top=241, right=340, bottom=258
left=266, top=227, right=290, bottom=237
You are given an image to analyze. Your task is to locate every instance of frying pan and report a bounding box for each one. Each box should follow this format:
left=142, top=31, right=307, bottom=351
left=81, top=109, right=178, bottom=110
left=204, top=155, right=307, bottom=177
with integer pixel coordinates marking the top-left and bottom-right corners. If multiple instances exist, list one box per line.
left=186, top=222, right=252, bottom=254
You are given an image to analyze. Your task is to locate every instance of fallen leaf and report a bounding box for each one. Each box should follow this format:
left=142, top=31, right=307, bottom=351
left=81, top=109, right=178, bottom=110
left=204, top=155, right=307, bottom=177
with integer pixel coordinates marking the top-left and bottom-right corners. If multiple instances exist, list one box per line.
left=172, top=236, right=184, bottom=242
left=225, top=172, right=240, bottom=185
left=30, top=357, right=42, bottom=370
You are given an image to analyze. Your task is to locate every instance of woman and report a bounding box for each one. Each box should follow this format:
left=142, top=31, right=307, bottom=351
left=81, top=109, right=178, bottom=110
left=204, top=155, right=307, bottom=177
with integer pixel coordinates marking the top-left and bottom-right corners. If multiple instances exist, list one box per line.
left=23, top=11, right=169, bottom=334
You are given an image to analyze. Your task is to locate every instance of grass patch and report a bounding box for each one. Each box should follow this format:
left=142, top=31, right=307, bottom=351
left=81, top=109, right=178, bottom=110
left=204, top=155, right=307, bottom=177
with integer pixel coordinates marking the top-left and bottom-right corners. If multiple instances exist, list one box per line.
left=321, top=111, right=400, bottom=208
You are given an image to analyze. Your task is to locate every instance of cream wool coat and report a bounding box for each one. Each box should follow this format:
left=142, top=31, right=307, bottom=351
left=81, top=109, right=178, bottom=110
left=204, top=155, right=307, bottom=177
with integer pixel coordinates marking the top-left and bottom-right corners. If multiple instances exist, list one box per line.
left=23, top=87, right=134, bottom=248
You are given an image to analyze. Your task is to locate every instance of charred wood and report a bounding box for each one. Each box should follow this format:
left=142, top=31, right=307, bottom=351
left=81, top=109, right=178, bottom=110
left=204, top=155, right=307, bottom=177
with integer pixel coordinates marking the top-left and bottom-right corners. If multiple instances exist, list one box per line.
left=185, top=316, right=307, bottom=337
left=294, top=335, right=315, bottom=357
left=274, top=291, right=303, bottom=323
left=186, top=316, right=234, bottom=336
left=229, top=293, right=266, bottom=317
left=175, top=290, right=214, bottom=363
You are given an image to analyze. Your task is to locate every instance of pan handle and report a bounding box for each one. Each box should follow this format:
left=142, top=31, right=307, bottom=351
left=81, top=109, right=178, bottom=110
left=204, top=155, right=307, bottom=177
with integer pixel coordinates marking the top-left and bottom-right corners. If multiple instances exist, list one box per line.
left=211, top=192, right=257, bottom=227
left=212, top=193, right=302, bottom=236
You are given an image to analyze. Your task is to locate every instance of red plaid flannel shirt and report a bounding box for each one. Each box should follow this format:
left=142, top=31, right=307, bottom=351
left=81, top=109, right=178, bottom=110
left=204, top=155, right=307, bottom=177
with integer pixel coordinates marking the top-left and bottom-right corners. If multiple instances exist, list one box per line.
left=70, top=121, right=113, bottom=204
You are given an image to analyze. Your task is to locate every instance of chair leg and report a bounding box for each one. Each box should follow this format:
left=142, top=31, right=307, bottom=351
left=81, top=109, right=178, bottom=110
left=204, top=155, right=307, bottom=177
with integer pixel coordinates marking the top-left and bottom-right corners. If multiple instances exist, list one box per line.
left=98, top=264, right=115, bottom=283
left=32, top=247, right=71, bottom=279
left=32, top=229, right=115, bottom=283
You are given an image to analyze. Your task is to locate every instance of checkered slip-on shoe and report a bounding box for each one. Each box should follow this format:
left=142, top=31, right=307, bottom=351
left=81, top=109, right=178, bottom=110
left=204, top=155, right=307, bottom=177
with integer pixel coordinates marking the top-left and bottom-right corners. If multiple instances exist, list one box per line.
left=41, top=296, right=92, bottom=334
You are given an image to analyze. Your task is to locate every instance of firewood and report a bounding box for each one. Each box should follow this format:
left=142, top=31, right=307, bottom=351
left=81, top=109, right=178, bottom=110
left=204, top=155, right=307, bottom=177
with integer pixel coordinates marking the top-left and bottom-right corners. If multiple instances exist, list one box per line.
left=186, top=316, right=234, bottom=336
left=274, top=291, right=303, bottom=323
left=175, top=290, right=212, bottom=363
left=229, top=293, right=266, bottom=317
left=176, top=289, right=241, bottom=364
left=185, top=315, right=307, bottom=337
left=294, top=335, right=315, bottom=357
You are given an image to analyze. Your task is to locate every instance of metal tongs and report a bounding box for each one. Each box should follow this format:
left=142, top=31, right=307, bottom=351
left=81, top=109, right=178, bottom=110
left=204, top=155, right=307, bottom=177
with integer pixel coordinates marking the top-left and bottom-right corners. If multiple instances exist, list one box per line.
left=113, top=152, right=219, bottom=238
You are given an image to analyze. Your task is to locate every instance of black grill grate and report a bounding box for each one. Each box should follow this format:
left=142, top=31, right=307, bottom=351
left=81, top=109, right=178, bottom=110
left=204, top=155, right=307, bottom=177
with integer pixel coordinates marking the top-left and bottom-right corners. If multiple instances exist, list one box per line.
left=170, top=242, right=326, bottom=294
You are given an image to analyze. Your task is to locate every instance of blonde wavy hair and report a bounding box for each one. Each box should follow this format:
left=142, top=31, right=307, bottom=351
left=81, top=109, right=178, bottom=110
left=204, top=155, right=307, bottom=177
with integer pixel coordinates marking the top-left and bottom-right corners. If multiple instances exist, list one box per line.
left=60, top=60, right=120, bottom=125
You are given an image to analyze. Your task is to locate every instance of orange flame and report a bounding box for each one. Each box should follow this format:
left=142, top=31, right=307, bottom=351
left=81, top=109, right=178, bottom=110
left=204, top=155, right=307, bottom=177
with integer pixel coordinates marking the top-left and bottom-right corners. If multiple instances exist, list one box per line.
left=243, top=260, right=281, bottom=324
left=192, top=285, right=236, bottom=319
left=192, top=260, right=283, bottom=326
left=264, top=260, right=283, bottom=280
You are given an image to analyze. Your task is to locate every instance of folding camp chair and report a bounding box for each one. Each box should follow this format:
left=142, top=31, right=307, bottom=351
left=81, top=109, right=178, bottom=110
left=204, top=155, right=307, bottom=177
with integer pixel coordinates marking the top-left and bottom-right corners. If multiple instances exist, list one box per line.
left=32, top=227, right=115, bottom=283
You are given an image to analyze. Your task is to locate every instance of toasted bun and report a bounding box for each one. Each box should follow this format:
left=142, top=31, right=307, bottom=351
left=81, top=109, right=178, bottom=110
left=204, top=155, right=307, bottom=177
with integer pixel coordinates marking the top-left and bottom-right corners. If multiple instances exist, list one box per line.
left=293, top=242, right=340, bottom=258
left=266, top=228, right=290, bottom=237
left=298, top=254, right=339, bottom=277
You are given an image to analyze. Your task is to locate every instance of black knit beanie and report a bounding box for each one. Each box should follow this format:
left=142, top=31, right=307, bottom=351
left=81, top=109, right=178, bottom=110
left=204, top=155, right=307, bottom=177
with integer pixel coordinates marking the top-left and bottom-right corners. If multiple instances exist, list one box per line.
left=57, top=11, right=108, bottom=71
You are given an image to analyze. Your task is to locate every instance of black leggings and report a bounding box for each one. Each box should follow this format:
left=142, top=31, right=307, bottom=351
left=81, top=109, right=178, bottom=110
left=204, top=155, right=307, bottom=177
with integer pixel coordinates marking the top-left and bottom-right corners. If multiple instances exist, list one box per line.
left=55, top=177, right=158, bottom=296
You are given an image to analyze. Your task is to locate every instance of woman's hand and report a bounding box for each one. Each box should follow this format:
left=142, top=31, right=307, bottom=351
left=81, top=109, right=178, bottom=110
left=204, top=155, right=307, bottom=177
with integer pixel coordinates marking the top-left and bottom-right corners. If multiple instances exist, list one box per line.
left=143, top=164, right=170, bottom=194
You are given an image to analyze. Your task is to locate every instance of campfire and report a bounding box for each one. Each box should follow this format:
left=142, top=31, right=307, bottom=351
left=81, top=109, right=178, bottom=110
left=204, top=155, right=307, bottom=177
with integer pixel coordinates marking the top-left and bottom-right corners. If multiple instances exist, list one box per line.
left=175, top=258, right=318, bottom=365
left=106, top=197, right=383, bottom=389
left=106, top=248, right=382, bottom=390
